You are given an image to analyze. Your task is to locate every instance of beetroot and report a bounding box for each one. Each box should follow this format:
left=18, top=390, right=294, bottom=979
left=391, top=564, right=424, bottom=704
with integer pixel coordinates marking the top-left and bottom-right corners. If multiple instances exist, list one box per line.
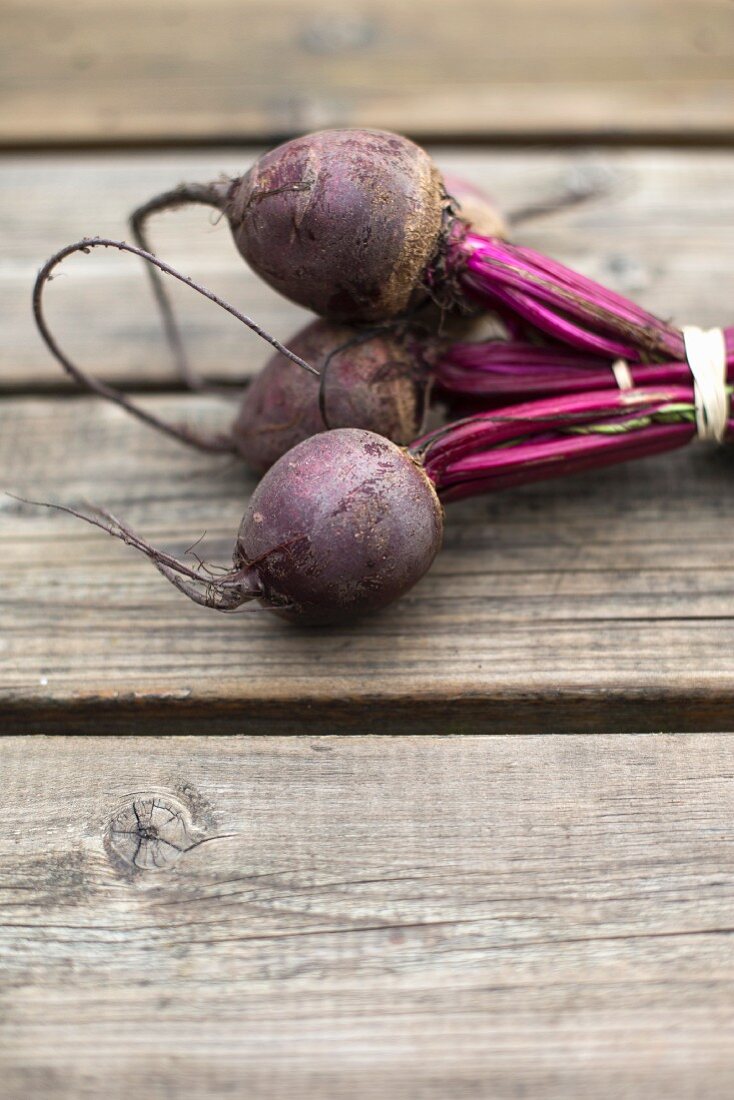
left=32, top=238, right=431, bottom=472
left=131, top=129, right=445, bottom=327
left=227, top=129, right=447, bottom=321
left=228, top=130, right=685, bottom=360
left=130, top=159, right=507, bottom=397
left=234, top=319, right=430, bottom=472
left=236, top=429, right=442, bottom=622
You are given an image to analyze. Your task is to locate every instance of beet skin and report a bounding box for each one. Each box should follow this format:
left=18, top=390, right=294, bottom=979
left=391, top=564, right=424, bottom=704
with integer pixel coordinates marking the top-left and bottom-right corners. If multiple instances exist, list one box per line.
left=237, top=428, right=443, bottom=623
left=232, top=319, right=431, bottom=473
left=224, top=129, right=447, bottom=322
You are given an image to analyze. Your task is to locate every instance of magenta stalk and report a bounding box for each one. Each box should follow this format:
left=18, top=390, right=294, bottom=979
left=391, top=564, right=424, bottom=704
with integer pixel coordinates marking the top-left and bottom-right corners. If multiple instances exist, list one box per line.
left=436, top=333, right=734, bottom=402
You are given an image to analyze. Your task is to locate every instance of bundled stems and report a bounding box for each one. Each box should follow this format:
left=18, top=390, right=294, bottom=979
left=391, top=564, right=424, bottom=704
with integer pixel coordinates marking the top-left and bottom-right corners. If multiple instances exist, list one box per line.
left=454, top=231, right=686, bottom=362
left=32, top=236, right=317, bottom=455
left=413, top=384, right=730, bottom=503
left=436, top=333, right=734, bottom=402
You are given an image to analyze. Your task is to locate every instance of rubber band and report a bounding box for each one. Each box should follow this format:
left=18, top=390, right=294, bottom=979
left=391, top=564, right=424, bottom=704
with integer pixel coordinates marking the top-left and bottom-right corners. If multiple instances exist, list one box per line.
left=682, top=326, right=728, bottom=443
left=612, top=358, right=633, bottom=391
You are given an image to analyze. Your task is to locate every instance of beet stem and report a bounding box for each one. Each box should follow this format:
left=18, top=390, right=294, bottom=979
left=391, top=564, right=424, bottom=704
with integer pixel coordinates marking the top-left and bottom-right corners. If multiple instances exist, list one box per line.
left=412, top=381, right=730, bottom=502
left=436, top=333, right=734, bottom=401
left=457, top=232, right=684, bottom=362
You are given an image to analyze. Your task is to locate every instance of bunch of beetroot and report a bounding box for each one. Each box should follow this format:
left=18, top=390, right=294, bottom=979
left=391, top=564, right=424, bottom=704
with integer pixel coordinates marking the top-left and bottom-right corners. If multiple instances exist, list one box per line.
left=31, top=128, right=730, bottom=625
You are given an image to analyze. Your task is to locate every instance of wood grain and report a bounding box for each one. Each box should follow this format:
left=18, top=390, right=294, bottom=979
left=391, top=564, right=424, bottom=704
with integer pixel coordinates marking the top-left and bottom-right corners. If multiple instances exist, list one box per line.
left=3, top=733, right=734, bottom=1098
left=4, top=0, right=734, bottom=144
left=7, top=149, right=734, bottom=391
left=3, top=393, right=734, bottom=732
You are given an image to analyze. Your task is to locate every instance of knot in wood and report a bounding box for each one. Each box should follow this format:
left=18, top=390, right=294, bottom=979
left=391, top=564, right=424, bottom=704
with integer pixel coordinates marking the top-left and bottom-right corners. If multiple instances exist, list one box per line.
left=106, top=794, right=199, bottom=872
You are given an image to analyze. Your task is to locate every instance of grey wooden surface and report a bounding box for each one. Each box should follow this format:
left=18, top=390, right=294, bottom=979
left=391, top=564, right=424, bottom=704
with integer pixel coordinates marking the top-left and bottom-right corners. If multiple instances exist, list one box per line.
left=3, top=734, right=734, bottom=1099
left=4, top=0, right=734, bottom=144
left=4, top=4, right=734, bottom=1087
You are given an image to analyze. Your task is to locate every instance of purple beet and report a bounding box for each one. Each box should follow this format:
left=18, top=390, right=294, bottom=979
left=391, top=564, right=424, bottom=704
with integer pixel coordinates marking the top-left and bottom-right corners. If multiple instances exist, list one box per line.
left=129, top=129, right=444, bottom=325
left=218, top=132, right=681, bottom=360
left=235, top=428, right=443, bottom=622
left=27, top=379, right=717, bottom=626
left=227, top=129, right=447, bottom=322
left=130, top=156, right=510, bottom=399
left=130, top=128, right=613, bottom=343
left=131, top=129, right=446, bottom=325
left=232, top=319, right=431, bottom=472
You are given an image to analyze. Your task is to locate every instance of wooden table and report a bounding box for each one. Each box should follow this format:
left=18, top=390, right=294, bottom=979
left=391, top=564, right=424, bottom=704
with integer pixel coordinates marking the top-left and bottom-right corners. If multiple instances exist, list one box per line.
left=3, top=2, right=734, bottom=1096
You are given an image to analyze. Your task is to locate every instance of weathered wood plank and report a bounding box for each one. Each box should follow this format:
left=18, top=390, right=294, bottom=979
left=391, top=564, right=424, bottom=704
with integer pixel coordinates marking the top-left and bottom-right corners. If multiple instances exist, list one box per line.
left=4, top=0, right=734, bottom=144
left=3, top=733, right=734, bottom=1098
left=3, top=394, right=734, bottom=732
left=6, top=148, right=734, bottom=391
